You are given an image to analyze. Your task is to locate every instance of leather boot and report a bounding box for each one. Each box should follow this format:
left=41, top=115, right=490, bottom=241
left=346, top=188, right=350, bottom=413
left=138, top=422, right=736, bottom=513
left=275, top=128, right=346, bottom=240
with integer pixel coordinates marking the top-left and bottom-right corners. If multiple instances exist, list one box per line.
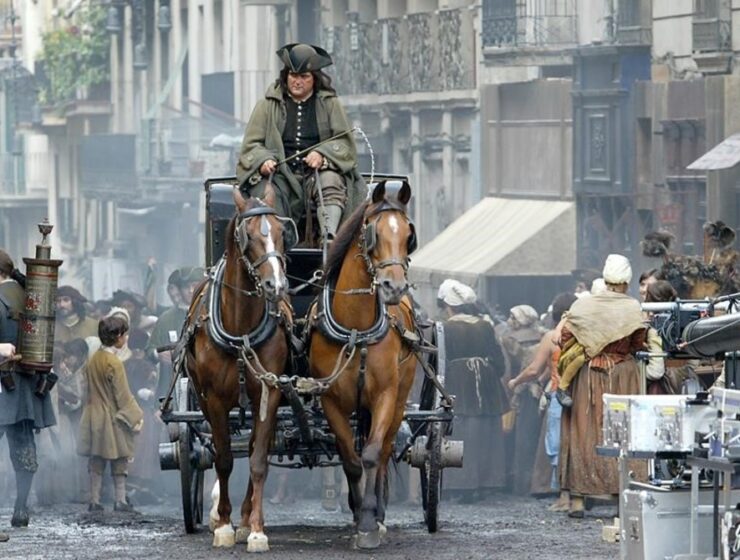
left=318, top=205, right=343, bottom=241
left=11, top=470, right=33, bottom=527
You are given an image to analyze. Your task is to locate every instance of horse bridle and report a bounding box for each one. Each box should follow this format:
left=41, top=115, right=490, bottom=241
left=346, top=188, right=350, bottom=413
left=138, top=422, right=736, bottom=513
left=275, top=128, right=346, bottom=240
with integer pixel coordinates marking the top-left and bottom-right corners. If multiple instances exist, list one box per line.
left=359, top=202, right=417, bottom=280
left=234, top=206, right=296, bottom=296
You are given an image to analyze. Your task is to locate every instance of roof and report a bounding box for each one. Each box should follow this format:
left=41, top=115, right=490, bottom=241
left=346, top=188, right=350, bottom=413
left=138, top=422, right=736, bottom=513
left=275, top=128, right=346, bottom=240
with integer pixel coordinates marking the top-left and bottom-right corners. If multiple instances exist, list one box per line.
left=409, top=197, right=576, bottom=285
left=688, top=133, right=740, bottom=171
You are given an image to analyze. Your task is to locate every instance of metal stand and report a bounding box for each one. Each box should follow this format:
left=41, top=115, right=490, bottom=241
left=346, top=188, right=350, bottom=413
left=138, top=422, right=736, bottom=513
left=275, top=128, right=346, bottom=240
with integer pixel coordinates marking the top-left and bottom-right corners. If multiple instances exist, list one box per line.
left=619, top=449, right=629, bottom=560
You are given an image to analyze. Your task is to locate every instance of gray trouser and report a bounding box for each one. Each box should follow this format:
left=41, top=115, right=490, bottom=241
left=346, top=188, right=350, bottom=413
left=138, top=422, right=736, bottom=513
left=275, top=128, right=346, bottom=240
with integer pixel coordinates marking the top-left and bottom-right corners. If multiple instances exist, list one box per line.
left=244, top=170, right=348, bottom=216
left=305, top=170, right=347, bottom=210
left=0, top=420, right=38, bottom=473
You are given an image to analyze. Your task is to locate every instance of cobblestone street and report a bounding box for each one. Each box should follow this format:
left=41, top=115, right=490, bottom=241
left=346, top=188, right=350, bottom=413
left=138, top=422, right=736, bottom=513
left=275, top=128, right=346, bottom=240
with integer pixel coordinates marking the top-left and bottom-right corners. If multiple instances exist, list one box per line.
left=1, top=493, right=618, bottom=559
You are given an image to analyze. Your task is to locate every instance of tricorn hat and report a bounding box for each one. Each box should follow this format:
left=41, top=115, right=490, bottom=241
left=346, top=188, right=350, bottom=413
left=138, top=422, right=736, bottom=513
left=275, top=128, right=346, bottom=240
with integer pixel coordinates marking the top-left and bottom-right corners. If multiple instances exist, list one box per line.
left=276, top=43, right=333, bottom=73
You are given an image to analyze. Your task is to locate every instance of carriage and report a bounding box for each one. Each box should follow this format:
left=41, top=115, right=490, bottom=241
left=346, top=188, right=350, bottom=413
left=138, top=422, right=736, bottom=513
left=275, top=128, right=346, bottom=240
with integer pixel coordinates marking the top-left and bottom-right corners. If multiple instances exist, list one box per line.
left=157, top=175, right=462, bottom=547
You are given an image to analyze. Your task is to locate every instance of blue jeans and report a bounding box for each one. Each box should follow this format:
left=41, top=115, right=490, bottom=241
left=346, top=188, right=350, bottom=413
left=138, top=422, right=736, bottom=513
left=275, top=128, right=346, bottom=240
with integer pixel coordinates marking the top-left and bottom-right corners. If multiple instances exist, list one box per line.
left=544, top=391, right=562, bottom=491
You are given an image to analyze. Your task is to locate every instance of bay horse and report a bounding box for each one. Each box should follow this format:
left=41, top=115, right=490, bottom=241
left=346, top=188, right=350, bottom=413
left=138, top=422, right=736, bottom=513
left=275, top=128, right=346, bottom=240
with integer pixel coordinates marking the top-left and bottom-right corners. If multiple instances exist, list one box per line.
left=308, top=181, right=418, bottom=549
left=182, top=187, right=296, bottom=551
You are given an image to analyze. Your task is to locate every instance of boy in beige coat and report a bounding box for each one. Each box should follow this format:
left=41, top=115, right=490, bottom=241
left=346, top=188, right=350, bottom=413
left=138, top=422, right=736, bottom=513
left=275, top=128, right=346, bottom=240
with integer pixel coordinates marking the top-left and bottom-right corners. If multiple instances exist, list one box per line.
left=78, top=316, right=143, bottom=512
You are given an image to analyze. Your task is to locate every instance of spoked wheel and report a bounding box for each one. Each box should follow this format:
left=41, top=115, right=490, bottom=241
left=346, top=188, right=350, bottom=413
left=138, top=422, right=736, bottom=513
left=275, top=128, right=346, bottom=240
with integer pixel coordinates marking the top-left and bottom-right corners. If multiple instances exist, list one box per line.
left=420, top=421, right=442, bottom=533
left=179, top=423, right=205, bottom=533
left=176, top=379, right=204, bottom=534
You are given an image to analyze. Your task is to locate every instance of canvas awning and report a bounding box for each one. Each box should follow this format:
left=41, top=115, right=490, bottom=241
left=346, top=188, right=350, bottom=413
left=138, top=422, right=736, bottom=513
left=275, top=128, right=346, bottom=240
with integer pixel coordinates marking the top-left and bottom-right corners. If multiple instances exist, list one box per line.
left=409, top=197, right=576, bottom=287
left=688, top=133, right=740, bottom=171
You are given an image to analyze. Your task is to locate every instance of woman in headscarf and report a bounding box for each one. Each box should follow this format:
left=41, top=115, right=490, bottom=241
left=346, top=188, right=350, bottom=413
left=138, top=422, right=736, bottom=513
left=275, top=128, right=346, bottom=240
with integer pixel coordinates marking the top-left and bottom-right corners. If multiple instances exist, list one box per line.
left=557, top=254, right=647, bottom=517
left=436, top=279, right=508, bottom=502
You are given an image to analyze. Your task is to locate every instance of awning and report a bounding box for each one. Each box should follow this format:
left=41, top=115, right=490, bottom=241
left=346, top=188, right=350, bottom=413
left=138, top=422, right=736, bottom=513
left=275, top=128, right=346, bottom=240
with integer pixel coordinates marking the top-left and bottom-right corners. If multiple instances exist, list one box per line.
left=409, top=197, right=576, bottom=286
left=688, top=133, right=740, bottom=170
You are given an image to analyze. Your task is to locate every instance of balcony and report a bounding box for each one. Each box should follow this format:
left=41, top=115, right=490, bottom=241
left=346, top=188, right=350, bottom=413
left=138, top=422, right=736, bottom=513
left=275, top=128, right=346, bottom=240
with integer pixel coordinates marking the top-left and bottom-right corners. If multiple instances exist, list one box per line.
left=325, top=7, right=475, bottom=97
left=0, top=151, right=48, bottom=207
left=615, top=0, right=652, bottom=45
left=482, top=0, right=578, bottom=49
left=0, top=0, right=20, bottom=56
left=692, top=0, right=732, bottom=73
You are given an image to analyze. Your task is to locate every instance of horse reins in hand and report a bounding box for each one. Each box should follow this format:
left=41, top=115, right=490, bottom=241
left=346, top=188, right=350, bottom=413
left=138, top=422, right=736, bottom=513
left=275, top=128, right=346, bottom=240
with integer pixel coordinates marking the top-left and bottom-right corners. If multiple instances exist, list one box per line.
left=274, top=127, right=358, bottom=168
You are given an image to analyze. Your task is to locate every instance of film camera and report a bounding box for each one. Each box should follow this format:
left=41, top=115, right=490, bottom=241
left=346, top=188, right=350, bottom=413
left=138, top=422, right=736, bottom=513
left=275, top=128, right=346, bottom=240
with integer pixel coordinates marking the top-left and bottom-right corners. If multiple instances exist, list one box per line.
left=643, top=295, right=740, bottom=360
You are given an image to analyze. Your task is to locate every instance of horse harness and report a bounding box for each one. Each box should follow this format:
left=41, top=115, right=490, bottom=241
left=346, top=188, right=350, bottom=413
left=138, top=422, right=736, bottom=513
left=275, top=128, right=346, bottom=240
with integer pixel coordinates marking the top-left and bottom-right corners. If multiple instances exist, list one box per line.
left=233, top=205, right=298, bottom=295
left=360, top=200, right=417, bottom=278
left=167, top=205, right=299, bottom=422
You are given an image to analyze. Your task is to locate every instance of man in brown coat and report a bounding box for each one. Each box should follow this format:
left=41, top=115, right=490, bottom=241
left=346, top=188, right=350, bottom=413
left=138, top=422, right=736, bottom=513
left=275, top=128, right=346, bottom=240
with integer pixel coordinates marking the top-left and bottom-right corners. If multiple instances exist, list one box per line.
left=55, top=286, right=98, bottom=344
left=78, top=316, right=143, bottom=512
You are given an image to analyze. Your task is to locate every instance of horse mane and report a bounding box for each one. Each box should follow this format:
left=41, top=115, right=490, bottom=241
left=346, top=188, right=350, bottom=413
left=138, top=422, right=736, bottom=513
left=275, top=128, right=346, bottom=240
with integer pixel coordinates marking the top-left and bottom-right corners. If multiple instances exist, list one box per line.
left=324, top=200, right=370, bottom=281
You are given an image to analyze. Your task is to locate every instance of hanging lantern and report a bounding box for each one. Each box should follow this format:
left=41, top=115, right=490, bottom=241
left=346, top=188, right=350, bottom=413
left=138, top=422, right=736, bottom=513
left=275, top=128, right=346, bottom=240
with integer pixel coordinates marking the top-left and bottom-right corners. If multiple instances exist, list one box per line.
left=106, top=4, right=122, bottom=34
left=158, top=3, right=172, bottom=33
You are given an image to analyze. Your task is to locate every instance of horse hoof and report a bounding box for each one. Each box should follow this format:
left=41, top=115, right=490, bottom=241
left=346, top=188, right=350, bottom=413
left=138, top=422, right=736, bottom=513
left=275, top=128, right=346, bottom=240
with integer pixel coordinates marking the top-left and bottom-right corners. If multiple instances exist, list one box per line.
left=212, top=525, right=235, bottom=548
left=355, top=529, right=381, bottom=549
left=235, top=527, right=250, bottom=543
left=247, top=531, right=270, bottom=553
left=378, top=522, right=388, bottom=541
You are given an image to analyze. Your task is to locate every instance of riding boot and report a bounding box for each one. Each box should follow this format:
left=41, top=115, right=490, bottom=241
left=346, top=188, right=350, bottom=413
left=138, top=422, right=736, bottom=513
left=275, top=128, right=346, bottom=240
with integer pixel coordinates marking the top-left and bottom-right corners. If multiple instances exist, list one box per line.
left=318, top=205, right=343, bottom=241
left=11, top=470, right=33, bottom=527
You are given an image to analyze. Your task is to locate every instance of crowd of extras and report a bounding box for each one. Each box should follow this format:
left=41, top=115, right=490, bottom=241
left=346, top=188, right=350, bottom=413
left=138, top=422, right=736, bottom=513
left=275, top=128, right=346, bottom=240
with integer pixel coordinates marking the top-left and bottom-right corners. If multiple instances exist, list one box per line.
left=430, top=252, right=709, bottom=518
left=0, top=265, right=208, bottom=517
left=0, top=251, right=708, bottom=527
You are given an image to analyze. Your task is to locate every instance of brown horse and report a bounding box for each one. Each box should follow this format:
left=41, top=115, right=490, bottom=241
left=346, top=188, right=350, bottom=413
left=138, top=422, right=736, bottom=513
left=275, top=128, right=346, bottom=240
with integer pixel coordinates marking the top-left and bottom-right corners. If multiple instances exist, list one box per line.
left=309, top=181, right=418, bottom=549
left=183, top=188, right=295, bottom=551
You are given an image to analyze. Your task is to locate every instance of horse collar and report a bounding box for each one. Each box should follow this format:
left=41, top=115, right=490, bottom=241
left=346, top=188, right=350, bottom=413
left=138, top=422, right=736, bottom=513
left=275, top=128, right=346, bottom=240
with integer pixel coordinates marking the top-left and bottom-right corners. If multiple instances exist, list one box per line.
left=316, top=273, right=390, bottom=347
left=207, top=258, right=279, bottom=354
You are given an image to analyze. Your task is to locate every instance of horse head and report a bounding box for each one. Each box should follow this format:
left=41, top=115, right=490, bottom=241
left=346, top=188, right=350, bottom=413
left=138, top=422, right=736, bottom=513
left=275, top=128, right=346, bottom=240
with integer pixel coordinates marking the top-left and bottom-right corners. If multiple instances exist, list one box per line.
left=360, top=181, right=417, bottom=305
left=232, top=187, right=297, bottom=303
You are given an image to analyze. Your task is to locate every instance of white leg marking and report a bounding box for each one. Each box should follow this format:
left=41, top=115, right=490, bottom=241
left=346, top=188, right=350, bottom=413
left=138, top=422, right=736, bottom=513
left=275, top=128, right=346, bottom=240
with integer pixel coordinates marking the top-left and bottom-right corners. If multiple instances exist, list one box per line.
left=247, top=531, right=270, bottom=553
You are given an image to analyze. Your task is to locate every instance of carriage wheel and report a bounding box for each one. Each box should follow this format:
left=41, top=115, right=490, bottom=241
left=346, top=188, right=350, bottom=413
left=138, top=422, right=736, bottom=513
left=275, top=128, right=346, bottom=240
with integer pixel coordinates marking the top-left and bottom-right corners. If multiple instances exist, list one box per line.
left=179, top=423, right=205, bottom=534
left=420, top=421, right=442, bottom=533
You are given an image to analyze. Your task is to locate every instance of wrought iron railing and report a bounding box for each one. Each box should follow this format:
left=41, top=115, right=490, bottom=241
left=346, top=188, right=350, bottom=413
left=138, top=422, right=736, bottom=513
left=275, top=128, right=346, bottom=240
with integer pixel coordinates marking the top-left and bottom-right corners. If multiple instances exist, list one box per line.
left=692, top=0, right=731, bottom=52
left=138, top=102, right=244, bottom=179
left=0, top=150, right=50, bottom=196
left=0, top=152, right=24, bottom=196
left=324, top=7, right=475, bottom=96
left=481, top=0, right=578, bottom=48
left=615, top=0, right=652, bottom=45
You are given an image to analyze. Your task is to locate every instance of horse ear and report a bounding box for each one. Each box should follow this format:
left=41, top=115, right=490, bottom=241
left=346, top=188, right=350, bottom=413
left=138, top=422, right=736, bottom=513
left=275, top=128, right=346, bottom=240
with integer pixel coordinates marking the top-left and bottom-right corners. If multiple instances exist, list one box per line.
left=233, top=187, right=248, bottom=213
left=398, top=181, right=412, bottom=205
left=372, top=181, right=386, bottom=204
left=263, top=182, right=277, bottom=209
